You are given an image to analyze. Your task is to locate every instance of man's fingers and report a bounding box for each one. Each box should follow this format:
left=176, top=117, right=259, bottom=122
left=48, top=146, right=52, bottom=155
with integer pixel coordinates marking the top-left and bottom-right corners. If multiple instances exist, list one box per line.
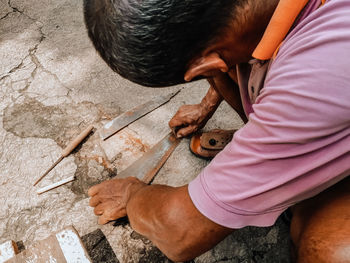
left=177, top=125, right=197, bottom=138
left=98, top=214, right=110, bottom=225
left=88, top=184, right=101, bottom=197
left=97, top=207, right=126, bottom=225
left=89, top=195, right=101, bottom=207
left=105, top=206, right=126, bottom=219
left=169, top=116, right=188, bottom=128
left=169, top=115, right=195, bottom=137
left=94, top=203, right=105, bottom=215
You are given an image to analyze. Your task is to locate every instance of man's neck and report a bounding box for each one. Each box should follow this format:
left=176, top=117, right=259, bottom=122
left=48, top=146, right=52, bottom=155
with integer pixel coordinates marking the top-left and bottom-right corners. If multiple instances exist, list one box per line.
left=222, top=0, right=280, bottom=64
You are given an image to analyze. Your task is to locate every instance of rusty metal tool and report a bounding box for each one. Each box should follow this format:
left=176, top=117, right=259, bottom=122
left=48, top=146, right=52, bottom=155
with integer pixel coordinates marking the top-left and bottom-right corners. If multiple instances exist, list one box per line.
left=117, top=133, right=181, bottom=184
left=112, top=133, right=180, bottom=226
left=33, top=125, right=94, bottom=186
left=100, top=89, right=181, bottom=141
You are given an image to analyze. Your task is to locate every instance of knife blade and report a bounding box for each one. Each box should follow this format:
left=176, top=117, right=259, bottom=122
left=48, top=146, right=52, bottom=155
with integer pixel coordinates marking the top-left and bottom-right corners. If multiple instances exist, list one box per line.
left=100, top=90, right=180, bottom=140
left=117, top=133, right=181, bottom=184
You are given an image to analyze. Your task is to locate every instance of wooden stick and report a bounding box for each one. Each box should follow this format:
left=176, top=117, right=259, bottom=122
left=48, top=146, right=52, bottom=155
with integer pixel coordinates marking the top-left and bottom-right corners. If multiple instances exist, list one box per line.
left=34, top=125, right=93, bottom=186
left=37, top=176, right=75, bottom=195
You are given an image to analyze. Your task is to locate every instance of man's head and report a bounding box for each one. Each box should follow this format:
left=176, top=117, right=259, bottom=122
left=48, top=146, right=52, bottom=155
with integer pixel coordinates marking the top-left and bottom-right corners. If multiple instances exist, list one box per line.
left=83, top=0, right=244, bottom=87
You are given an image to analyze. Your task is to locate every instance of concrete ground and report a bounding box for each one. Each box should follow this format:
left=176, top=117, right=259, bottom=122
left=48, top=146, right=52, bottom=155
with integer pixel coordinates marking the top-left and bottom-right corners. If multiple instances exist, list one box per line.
left=0, top=0, right=291, bottom=262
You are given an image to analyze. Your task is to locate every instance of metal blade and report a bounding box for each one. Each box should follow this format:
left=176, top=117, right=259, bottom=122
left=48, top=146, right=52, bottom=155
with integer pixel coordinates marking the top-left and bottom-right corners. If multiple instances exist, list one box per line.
left=100, top=90, right=181, bottom=140
left=117, top=133, right=181, bottom=184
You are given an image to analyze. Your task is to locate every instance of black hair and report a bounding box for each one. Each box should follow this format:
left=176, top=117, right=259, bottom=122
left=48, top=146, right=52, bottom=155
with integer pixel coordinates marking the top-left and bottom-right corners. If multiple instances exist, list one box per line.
left=84, top=0, right=240, bottom=87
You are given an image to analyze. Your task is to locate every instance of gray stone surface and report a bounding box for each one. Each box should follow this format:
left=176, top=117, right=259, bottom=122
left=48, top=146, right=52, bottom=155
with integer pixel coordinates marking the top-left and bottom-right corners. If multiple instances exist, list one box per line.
left=0, top=0, right=291, bottom=262
left=81, top=229, right=119, bottom=263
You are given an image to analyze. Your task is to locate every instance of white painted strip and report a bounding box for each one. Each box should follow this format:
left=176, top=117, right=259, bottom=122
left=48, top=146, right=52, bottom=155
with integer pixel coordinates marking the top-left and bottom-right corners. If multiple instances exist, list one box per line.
left=36, top=176, right=75, bottom=195
left=56, top=229, right=91, bottom=263
left=0, top=240, right=18, bottom=263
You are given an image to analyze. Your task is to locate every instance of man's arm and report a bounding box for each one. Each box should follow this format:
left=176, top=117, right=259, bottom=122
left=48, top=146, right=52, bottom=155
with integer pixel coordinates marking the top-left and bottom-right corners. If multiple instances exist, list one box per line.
left=209, top=70, right=247, bottom=123
left=88, top=177, right=233, bottom=262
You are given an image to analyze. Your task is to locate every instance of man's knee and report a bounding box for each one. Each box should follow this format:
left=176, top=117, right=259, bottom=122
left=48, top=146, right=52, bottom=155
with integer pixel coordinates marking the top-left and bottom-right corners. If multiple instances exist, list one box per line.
left=297, top=233, right=350, bottom=263
left=291, top=177, right=350, bottom=262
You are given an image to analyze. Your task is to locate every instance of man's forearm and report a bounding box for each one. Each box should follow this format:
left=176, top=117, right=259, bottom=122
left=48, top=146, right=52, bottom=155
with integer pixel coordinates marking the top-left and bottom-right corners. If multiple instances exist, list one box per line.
left=125, top=184, right=232, bottom=262
left=208, top=73, right=247, bottom=123
left=200, top=84, right=223, bottom=114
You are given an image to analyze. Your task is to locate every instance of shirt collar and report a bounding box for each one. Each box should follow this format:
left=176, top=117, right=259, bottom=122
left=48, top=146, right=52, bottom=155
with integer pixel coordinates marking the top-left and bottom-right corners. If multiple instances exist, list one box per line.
left=252, top=0, right=310, bottom=60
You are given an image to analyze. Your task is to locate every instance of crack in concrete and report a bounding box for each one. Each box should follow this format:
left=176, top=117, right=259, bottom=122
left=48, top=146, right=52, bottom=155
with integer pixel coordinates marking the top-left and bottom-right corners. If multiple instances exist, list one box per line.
left=0, top=11, right=12, bottom=20
left=0, top=34, right=44, bottom=85
left=0, top=44, right=41, bottom=93
left=8, top=0, right=26, bottom=17
left=0, top=1, right=47, bottom=86
left=29, top=46, right=72, bottom=94
left=0, top=0, right=16, bottom=20
left=1, top=1, right=75, bottom=98
left=0, top=17, right=70, bottom=98
left=0, top=59, right=25, bottom=82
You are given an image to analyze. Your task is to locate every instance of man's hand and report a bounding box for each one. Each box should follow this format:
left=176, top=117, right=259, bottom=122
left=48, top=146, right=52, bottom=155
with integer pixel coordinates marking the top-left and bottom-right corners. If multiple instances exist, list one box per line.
left=169, top=85, right=223, bottom=138
left=88, top=177, right=146, bottom=224
left=169, top=103, right=213, bottom=138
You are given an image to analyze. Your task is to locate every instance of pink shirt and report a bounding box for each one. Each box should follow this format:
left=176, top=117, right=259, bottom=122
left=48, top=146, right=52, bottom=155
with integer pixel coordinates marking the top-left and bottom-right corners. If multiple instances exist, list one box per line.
left=188, top=0, right=350, bottom=228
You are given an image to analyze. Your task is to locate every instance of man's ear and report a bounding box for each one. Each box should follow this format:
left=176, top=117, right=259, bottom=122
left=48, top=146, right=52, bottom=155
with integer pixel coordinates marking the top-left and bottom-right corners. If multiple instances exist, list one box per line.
left=184, top=52, right=229, bottom=82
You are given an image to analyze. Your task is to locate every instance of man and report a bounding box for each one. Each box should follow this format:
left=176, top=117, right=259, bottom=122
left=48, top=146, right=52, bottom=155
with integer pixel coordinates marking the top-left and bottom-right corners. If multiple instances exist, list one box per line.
left=83, top=0, right=350, bottom=261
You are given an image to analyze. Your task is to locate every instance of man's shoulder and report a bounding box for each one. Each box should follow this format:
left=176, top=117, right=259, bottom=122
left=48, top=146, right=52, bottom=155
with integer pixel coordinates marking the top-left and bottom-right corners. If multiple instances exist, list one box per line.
left=267, top=0, right=350, bottom=93
left=258, top=0, right=350, bottom=129
left=277, top=0, right=350, bottom=64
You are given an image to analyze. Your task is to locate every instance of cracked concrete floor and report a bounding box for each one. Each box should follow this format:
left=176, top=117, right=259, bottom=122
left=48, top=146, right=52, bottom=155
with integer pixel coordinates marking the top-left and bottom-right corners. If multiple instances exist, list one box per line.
left=0, top=0, right=292, bottom=262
